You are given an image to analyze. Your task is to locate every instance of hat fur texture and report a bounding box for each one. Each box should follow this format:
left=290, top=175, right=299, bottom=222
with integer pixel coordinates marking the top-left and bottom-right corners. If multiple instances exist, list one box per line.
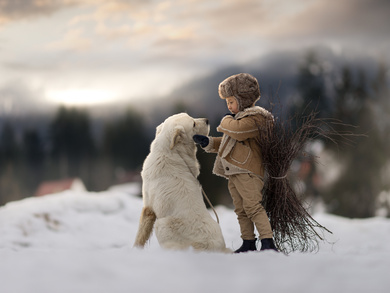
left=218, top=73, right=260, bottom=111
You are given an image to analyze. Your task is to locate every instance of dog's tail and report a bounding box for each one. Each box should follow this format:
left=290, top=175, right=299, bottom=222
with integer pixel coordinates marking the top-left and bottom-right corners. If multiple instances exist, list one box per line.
left=134, top=206, right=157, bottom=248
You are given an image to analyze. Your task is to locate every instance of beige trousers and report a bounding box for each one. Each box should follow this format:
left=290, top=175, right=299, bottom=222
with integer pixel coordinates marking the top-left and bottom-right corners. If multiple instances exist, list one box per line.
left=228, top=173, right=273, bottom=240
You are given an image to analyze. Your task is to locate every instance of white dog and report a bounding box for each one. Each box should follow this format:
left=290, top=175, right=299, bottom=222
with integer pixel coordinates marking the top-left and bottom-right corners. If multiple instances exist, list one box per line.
left=134, top=113, right=230, bottom=252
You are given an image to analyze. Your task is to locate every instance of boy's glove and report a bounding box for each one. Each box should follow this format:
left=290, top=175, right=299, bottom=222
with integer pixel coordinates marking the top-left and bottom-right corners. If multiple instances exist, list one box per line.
left=193, top=135, right=209, bottom=148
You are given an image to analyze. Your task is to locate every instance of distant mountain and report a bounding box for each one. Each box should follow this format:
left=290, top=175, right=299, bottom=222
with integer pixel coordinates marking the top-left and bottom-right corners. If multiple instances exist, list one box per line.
left=160, top=46, right=382, bottom=124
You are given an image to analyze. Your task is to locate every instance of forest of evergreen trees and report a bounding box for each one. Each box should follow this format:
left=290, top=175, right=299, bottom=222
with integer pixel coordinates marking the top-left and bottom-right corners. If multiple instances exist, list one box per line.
left=288, top=52, right=390, bottom=218
left=0, top=107, right=151, bottom=205
left=0, top=50, right=389, bottom=218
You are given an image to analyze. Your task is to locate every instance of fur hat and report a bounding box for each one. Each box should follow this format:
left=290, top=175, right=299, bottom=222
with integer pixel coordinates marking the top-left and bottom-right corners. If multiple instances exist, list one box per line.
left=218, top=73, right=260, bottom=111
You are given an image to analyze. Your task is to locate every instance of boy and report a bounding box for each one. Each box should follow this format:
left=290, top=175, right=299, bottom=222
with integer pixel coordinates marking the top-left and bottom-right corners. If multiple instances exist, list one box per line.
left=193, top=73, right=277, bottom=253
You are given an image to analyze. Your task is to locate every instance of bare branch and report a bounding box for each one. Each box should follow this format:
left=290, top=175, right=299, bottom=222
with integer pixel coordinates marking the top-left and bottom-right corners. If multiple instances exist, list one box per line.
left=256, top=106, right=358, bottom=254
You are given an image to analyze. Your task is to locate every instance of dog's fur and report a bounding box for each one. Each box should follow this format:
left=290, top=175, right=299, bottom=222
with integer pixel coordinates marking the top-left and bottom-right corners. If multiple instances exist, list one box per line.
left=134, top=113, right=230, bottom=252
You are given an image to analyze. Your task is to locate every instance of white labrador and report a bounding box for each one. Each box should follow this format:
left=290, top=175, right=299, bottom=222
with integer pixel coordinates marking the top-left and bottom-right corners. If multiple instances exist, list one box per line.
left=134, top=113, right=230, bottom=252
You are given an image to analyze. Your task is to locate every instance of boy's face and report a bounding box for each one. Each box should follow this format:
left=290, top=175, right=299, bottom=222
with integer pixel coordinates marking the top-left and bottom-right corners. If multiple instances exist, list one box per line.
left=226, top=96, right=239, bottom=114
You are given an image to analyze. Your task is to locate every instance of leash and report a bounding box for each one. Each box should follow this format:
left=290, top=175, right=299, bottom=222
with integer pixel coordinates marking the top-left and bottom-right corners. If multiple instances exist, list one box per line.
left=178, top=152, right=220, bottom=224
left=201, top=187, right=220, bottom=224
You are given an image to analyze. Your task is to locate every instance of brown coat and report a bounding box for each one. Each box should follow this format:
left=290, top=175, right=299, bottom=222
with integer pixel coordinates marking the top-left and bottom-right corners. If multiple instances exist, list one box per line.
left=204, top=106, right=273, bottom=179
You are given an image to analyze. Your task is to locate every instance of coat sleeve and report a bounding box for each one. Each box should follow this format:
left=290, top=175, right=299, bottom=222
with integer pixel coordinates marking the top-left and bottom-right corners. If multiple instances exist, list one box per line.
left=217, top=116, right=262, bottom=141
left=204, top=136, right=222, bottom=153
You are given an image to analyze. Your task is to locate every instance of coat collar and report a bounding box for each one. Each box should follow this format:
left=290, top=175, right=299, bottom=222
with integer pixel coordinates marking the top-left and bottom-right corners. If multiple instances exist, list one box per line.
left=235, top=106, right=273, bottom=120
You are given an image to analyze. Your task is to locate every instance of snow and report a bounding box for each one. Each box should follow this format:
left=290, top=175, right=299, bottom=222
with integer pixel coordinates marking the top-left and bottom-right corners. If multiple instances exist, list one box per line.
left=1, top=185, right=389, bottom=293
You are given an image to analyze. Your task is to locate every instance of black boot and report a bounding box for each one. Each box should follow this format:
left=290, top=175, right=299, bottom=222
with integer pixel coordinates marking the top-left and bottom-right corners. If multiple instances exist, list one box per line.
left=234, top=239, right=257, bottom=253
left=260, top=238, right=278, bottom=252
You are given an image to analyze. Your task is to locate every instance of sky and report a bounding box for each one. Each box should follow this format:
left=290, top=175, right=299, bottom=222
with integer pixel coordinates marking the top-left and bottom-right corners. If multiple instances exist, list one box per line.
left=0, top=0, right=389, bottom=114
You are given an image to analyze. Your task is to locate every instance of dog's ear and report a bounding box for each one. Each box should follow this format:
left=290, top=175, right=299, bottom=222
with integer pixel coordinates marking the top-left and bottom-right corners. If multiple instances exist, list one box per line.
left=170, top=126, right=185, bottom=149
left=156, top=122, right=163, bottom=136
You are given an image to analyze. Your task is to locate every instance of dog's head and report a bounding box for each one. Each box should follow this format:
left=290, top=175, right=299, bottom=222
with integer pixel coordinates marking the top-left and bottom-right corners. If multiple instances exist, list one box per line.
left=156, top=113, right=209, bottom=150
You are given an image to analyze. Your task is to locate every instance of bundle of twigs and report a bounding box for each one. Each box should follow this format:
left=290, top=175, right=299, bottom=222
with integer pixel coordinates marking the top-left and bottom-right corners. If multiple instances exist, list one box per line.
left=257, top=109, right=352, bottom=254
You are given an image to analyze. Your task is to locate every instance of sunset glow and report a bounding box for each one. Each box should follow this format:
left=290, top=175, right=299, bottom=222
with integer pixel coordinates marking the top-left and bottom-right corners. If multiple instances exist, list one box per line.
left=47, top=89, right=116, bottom=106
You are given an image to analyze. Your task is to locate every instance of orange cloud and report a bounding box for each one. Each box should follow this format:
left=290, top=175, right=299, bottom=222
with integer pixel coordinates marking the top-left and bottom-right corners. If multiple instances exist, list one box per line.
left=46, top=28, right=92, bottom=52
left=0, top=0, right=80, bottom=24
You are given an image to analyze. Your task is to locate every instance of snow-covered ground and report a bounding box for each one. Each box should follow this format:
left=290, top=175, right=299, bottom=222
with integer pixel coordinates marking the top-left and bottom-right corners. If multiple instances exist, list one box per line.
left=1, top=184, right=389, bottom=293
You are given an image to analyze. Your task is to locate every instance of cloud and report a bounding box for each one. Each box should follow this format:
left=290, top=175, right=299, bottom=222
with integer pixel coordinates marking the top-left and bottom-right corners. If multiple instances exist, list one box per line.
left=0, top=0, right=150, bottom=26
left=0, top=0, right=80, bottom=24
left=264, top=0, right=390, bottom=44
left=2, top=0, right=390, bottom=44
left=46, top=28, right=92, bottom=52
left=6, top=0, right=388, bottom=61
left=1, top=0, right=389, bottom=114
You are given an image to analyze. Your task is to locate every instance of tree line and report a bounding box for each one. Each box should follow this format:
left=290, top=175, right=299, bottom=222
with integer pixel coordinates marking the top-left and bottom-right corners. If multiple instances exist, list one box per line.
left=0, top=107, right=150, bottom=205
left=1, top=50, right=389, bottom=218
left=289, top=51, right=389, bottom=218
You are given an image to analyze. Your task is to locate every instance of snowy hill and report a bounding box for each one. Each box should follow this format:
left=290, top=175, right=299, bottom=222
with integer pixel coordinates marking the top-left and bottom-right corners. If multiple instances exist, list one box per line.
left=1, top=185, right=389, bottom=293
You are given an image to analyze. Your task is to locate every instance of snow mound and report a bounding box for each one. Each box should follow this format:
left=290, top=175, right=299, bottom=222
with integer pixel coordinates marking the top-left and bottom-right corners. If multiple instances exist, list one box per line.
left=0, top=186, right=143, bottom=250
left=1, top=186, right=390, bottom=293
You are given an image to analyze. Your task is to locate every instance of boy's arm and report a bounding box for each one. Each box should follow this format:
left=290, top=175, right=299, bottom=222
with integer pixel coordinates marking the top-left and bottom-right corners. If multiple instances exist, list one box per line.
left=217, top=116, right=264, bottom=141
left=203, top=136, right=222, bottom=153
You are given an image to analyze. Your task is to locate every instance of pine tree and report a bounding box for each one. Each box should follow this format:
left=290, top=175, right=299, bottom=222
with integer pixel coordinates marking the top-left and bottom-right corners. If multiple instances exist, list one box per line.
left=103, top=108, right=149, bottom=171
left=325, top=64, right=388, bottom=217
left=49, top=106, right=96, bottom=180
left=291, top=51, right=331, bottom=119
left=0, top=123, right=22, bottom=205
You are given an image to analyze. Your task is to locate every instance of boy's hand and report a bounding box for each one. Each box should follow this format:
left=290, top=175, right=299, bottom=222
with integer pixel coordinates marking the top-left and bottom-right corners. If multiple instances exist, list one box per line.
left=193, top=135, right=209, bottom=148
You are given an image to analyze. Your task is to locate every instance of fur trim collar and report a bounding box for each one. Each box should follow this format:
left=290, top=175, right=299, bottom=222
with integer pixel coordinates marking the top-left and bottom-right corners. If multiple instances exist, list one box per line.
left=235, top=106, right=273, bottom=120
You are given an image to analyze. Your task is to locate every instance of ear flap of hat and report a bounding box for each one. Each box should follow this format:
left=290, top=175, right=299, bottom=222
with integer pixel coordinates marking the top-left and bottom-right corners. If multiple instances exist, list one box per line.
left=219, top=81, right=233, bottom=99
left=170, top=125, right=185, bottom=150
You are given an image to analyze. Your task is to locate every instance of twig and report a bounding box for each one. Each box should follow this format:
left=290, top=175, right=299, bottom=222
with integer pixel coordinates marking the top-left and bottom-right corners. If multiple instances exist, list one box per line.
left=256, top=107, right=357, bottom=254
